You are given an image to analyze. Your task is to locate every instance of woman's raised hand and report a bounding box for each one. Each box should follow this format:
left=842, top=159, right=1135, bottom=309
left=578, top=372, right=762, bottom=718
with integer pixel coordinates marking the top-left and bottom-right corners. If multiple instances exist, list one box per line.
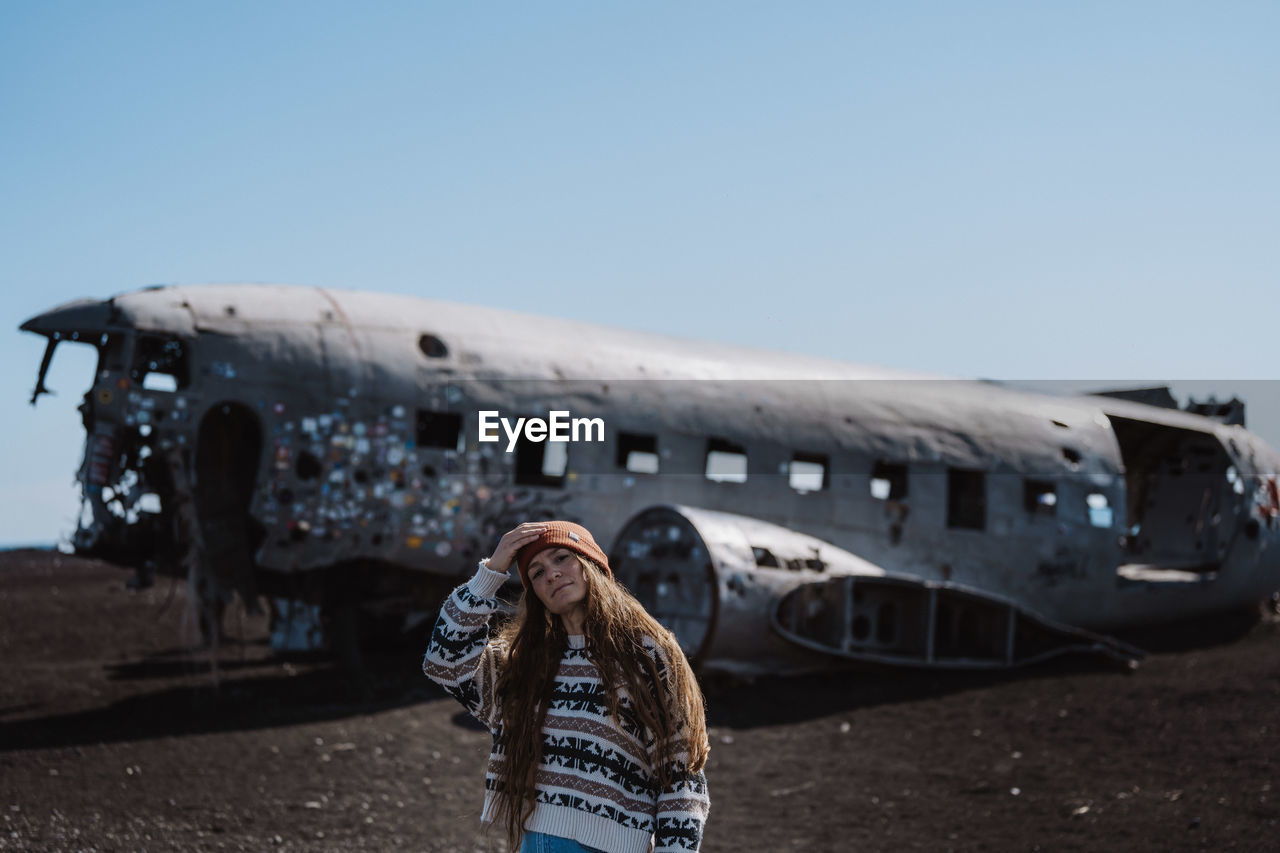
left=487, top=523, right=548, bottom=573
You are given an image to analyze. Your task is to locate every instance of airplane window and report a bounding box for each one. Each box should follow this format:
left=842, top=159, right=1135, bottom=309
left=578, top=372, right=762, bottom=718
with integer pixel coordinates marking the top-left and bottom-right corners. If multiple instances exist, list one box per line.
left=789, top=453, right=828, bottom=493
left=1086, top=492, right=1113, bottom=528
left=415, top=410, right=463, bottom=450
left=946, top=468, right=986, bottom=530
left=542, top=442, right=568, bottom=478
left=625, top=451, right=659, bottom=474
left=616, top=432, right=659, bottom=474
left=870, top=461, right=907, bottom=501
left=1023, top=480, right=1057, bottom=515
left=705, top=438, right=747, bottom=484
left=514, top=425, right=566, bottom=488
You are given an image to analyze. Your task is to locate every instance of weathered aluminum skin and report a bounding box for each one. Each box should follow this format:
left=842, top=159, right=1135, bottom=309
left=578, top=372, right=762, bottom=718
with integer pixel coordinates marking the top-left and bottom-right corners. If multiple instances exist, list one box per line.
left=610, top=504, right=1142, bottom=676
left=21, top=284, right=1280, bottom=665
left=610, top=504, right=889, bottom=675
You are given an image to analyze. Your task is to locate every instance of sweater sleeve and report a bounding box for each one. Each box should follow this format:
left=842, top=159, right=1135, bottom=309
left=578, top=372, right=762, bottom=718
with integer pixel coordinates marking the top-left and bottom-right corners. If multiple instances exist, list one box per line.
left=649, top=643, right=711, bottom=853
left=655, top=757, right=710, bottom=852
left=421, top=561, right=510, bottom=733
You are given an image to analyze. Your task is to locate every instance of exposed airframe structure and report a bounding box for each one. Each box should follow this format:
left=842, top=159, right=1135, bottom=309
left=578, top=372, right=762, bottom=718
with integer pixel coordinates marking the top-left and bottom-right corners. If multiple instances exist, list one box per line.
left=21, top=284, right=1280, bottom=675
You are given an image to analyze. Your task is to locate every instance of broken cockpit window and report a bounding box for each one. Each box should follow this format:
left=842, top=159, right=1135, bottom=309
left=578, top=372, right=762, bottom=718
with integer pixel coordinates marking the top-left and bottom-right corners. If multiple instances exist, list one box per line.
left=131, top=335, right=189, bottom=392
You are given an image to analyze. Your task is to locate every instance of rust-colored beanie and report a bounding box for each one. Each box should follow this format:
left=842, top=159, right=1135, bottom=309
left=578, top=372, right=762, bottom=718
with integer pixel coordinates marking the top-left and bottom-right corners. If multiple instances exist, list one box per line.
left=516, top=521, right=611, bottom=588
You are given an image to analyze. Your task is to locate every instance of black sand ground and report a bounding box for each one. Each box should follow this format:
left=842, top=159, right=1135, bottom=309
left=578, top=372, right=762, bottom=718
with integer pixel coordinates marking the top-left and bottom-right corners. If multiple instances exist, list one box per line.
left=1, top=550, right=1276, bottom=852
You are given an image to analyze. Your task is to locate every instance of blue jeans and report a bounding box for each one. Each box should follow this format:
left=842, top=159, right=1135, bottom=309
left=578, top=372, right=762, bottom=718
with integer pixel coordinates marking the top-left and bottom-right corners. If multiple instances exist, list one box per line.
left=519, top=830, right=607, bottom=853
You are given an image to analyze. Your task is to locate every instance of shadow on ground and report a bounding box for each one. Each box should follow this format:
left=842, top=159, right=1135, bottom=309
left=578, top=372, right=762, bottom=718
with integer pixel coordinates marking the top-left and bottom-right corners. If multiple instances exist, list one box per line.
left=0, top=650, right=446, bottom=752
left=702, top=651, right=1130, bottom=730
left=1112, top=605, right=1270, bottom=653
left=6, top=578, right=1271, bottom=752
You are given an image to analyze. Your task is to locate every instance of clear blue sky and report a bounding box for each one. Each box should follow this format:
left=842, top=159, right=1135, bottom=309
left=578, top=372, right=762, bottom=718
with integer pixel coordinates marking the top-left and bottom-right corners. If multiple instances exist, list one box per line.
left=3, top=1, right=1278, bottom=546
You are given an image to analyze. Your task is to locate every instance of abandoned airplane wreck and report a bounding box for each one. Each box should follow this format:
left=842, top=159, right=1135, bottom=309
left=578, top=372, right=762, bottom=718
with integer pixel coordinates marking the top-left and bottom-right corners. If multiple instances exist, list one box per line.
left=22, top=284, right=1280, bottom=675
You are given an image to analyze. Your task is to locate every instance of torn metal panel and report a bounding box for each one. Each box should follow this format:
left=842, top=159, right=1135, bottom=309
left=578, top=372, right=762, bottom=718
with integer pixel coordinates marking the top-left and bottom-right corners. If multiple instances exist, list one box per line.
left=21, top=299, right=125, bottom=405
left=609, top=504, right=1142, bottom=675
left=610, top=505, right=882, bottom=677
left=19, top=297, right=122, bottom=337
left=1089, top=386, right=1247, bottom=426
left=774, top=576, right=1143, bottom=669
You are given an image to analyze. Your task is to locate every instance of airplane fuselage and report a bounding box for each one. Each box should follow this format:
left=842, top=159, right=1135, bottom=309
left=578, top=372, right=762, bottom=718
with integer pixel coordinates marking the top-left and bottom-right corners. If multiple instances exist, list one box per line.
left=22, top=285, right=1280, bottom=665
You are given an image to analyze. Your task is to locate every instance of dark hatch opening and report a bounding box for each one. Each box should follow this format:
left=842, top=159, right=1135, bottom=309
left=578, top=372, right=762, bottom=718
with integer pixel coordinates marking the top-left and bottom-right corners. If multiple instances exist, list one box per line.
left=195, top=403, right=265, bottom=606
left=1109, top=416, right=1230, bottom=582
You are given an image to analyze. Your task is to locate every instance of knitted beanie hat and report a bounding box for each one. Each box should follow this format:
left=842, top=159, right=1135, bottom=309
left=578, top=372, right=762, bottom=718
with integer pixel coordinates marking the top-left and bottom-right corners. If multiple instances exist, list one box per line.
left=516, top=521, right=611, bottom=588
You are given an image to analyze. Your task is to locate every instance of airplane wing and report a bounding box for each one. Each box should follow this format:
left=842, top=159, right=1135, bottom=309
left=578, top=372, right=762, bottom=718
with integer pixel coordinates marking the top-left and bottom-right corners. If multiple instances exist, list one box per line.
left=608, top=504, right=1143, bottom=677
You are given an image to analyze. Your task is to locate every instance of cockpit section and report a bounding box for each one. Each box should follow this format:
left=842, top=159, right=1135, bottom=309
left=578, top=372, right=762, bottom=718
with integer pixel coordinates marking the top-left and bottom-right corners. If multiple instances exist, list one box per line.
left=22, top=300, right=194, bottom=574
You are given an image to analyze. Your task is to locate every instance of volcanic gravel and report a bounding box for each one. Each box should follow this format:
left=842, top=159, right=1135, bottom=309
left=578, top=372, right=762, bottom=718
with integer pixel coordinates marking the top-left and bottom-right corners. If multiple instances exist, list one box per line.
left=1, top=550, right=1276, bottom=852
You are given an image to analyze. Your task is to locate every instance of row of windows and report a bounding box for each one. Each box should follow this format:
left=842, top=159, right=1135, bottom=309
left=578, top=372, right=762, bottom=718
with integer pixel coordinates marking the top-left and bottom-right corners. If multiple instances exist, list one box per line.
left=411, top=409, right=1115, bottom=531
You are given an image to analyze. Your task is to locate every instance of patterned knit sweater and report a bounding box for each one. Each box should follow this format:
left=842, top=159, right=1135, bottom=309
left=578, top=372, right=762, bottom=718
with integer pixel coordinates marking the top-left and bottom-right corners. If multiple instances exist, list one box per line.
left=422, top=563, right=710, bottom=853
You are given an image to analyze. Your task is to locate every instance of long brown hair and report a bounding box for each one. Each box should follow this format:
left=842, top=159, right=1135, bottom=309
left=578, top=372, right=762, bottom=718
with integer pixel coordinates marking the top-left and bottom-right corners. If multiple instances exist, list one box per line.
left=489, top=555, right=709, bottom=851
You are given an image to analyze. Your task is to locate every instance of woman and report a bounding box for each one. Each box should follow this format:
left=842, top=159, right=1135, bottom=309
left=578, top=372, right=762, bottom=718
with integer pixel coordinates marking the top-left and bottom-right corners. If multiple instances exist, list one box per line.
left=423, top=521, right=710, bottom=853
